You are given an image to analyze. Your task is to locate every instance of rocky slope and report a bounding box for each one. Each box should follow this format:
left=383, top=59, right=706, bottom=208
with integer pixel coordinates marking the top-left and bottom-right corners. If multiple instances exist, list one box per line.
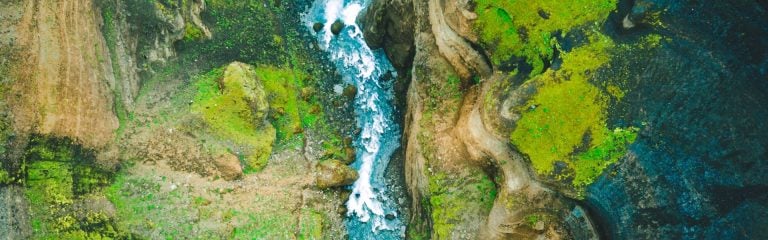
left=0, top=0, right=360, bottom=238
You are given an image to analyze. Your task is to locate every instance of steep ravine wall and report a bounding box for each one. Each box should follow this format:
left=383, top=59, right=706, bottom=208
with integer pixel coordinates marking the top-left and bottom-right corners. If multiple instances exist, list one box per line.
left=367, top=0, right=768, bottom=239
left=10, top=0, right=120, bottom=150
left=366, top=0, right=597, bottom=239
left=0, top=0, right=210, bottom=237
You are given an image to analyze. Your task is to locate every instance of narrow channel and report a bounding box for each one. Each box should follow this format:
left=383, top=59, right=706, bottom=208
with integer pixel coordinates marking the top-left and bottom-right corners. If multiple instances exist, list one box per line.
left=305, top=0, right=405, bottom=239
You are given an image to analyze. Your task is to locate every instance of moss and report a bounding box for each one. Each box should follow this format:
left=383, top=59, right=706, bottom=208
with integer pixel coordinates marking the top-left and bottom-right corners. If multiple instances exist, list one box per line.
left=23, top=136, right=121, bottom=238
left=474, top=0, right=617, bottom=75
left=605, top=84, right=625, bottom=100
left=427, top=171, right=496, bottom=238
left=98, top=1, right=132, bottom=138
left=572, top=127, right=637, bottom=186
left=509, top=29, right=638, bottom=192
left=183, top=23, right=205, bottom=41
left=254, top=66, right=311, bottom=141
left=511, top=78, right=607, bottom=174
left=0, top=169, right=10, bottom=185
left=192, top=66, right=276, bottom=172
left=525, top=214, right=541, bottom=226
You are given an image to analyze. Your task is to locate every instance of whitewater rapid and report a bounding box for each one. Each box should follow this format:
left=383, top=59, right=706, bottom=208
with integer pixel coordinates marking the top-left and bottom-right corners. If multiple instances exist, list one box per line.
left=306, top=0, right=405, bottom=238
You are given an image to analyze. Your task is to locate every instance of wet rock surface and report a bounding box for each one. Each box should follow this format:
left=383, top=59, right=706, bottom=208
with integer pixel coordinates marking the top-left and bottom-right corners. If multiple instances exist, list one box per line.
left=586, top=1, right=768, bottom=238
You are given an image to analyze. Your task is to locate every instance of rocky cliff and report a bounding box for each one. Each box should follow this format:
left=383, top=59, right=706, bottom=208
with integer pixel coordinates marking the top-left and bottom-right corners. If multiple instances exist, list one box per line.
left=0, top=0, right=359, bottom=238
left=365, top=0, right=768, bottom=239
left=0, top=0, right=766, bottom=239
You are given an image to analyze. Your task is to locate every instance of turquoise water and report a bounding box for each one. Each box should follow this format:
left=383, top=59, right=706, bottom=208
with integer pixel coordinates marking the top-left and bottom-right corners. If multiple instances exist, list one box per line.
left=306, top=0, right=405, bottom=238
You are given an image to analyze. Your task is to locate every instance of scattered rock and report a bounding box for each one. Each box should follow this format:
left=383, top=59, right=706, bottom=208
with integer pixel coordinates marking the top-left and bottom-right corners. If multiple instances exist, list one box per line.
left=313, top=22, right=324, bottom=32
left=342, top=147, right=356, bottom=164
left=385, top=213, right=396, bottom=220
left=315, top=160, right=358, bottom=189
left=343, top=85, right=357, bottom=100
left=214, top=153, right=243, bottom=181
left=331, top=20, right=345, bottom=35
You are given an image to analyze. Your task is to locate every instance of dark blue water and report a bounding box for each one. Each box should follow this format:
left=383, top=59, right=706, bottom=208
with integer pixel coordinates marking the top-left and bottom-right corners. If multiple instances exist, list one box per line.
left=305, top=0, right=405, bottom=239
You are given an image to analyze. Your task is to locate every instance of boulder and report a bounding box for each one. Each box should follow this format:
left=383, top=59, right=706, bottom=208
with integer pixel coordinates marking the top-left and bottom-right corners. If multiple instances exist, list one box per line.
left=315, top=160, right=358, bottom=189
left=330, top=20, right=345, bottom=35
left=221, top=62, right=270, bottom=127
left=214, top=153, right=243, bottom=181
left=313, top=22, right=324, bottom=32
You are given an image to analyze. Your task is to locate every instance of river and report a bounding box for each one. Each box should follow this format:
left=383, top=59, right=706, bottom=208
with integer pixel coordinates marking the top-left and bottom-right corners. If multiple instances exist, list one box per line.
left=305, top=0, right=405, bottom=239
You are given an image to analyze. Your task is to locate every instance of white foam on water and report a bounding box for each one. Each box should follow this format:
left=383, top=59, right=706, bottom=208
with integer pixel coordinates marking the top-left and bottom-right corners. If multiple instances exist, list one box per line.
left=306, top=0, right=405, bottom=237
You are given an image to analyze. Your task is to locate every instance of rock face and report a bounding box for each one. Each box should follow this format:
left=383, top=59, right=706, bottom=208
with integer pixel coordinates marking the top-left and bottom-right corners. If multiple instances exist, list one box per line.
left=8, top=0, right=120, bottom=150
left=366, top=0, right=768, bottom=239
left=584, top=1, right=768, bottom=239
left=361, top=0, right=416, bottom=70
left=366, top=0, right=582, bottom=238
left=315, top=160, right=359, bottom=189
left=101, top=0, right=211, bottom=111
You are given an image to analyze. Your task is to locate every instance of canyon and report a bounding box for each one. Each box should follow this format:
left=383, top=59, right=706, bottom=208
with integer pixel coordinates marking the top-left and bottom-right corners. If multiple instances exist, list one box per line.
left=0, top=0, right=766, bottom=239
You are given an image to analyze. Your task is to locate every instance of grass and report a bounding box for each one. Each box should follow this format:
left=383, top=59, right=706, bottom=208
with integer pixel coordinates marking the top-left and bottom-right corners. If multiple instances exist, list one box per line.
left=474, top=0, right=617, bottom=75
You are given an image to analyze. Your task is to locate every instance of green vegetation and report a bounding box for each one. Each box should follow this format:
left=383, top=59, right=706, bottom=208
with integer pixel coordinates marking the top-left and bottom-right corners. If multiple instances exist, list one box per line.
left=23, top=136, right=122, bottom=238
left=476, top=0, right=641, bottom=191
left=509, top=28, right=638, bottom=191
left=183, top=24, right=205, bottom=41
left=106, top=170, right=329, bottom=238
left=105, top=173, right=220, bottom=238
left=191, top=62, right=325, bottom=172
left=0, top=46, right=14, bottom=168
left=525, top=214, right=541, bottom=226
left=298, top=210, right=324, bottom=239
left=572, top=127, right=637, bottom=186
left=474, top=0, right=617, bottom=75
left=254, top=66, right=317, bottom=141
left=427, top=171, right=496, bottom=238
left=192, top=65, right=276, bottom=172
left=98, top=2, right=131, bottom=137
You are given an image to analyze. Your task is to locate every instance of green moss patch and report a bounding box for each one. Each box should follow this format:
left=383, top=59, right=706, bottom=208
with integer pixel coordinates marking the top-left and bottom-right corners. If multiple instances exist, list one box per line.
left=183, top=24, right=205, bottom=41
left=192, top=66, right=275, bottom=172
left=23, top=136, right=123, bottom=238
left=427, top=171, right=496, bottom=238
left=510, top=29, right=637, bottom=192
left=255, top=66, right=314, bottom=141
left=474, top=0, right=617, bottom=75
left=191, top=63, right=324, bottom=172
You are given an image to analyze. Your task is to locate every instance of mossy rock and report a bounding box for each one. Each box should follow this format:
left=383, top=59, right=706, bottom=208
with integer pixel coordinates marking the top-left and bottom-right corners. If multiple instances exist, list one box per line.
left=221, top=62, right=271, bottom=127
left=331, top=20, right=345, bottom=35
left=193, top=63, right=277, bottom=172
left=315, top=160, right=358, bottom=189
left=473, top=0, right=617, bottom=75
